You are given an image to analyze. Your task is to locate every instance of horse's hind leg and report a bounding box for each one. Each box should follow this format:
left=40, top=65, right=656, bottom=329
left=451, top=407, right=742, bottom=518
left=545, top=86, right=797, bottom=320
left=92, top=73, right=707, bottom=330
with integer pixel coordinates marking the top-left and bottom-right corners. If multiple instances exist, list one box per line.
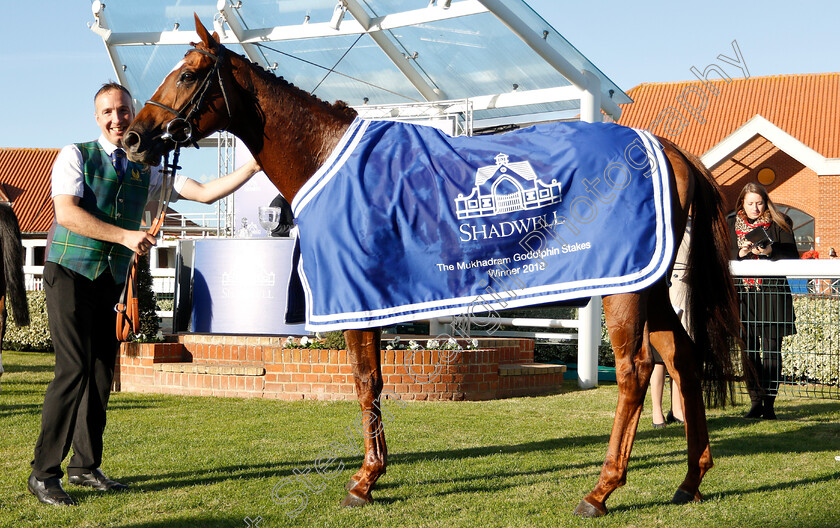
left=575, top=292, right=653, bottom=518
left=647, top=281, right=713, bottom=504
left=341, top=328, right=387, bottom=507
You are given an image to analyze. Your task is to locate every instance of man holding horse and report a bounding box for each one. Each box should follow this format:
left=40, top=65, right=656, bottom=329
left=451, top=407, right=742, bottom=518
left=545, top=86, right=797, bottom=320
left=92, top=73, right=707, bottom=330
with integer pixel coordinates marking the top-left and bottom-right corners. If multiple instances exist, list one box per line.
left=28, top=82, right=261, bottom=507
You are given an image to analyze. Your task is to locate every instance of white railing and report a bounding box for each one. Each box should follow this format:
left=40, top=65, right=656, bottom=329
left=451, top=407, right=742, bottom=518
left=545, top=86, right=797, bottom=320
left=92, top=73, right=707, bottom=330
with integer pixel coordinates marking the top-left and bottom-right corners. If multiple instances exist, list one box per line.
left=730, top=259, right=839, bottom=400
left=24, top=260, right=176, bottom=323
left=730, top=259, right=840, bottom=278
left=428, top=296, right=603, bottom=390
left=25, top=266, right=175, bottom=294
left=159, top=212, right=225, bottom=237
left=22, top=239, right=178, bottom=298
left=23, top=265, right=43, bottom=291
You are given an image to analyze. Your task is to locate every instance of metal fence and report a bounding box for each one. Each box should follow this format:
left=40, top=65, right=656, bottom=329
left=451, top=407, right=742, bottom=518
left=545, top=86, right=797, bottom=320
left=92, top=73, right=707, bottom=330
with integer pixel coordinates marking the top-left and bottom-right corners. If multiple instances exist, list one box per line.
left=731, top=260, right=840, bottom=400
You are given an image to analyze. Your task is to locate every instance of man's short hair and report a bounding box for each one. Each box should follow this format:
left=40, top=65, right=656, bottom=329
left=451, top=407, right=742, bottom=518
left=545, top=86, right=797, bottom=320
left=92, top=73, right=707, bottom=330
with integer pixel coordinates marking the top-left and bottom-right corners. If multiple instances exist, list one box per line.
left=94, top=82, right=132, bottom=103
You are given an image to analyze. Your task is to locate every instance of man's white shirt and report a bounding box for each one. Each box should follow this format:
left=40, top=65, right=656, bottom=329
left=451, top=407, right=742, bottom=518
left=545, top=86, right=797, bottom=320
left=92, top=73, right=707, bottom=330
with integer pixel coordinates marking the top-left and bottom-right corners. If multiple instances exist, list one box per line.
left=51, top=134, right=187, bottom=202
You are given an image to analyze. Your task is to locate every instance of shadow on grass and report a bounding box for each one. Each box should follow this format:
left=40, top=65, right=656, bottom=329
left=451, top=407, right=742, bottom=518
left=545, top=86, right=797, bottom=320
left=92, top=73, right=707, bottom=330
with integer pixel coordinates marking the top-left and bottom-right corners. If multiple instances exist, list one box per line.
left=0, top=362, right=55, bottom=375
left=705, top=472, right=840, bottom=501
left=3, top=350, right=55, bottom=374
left=124, top=432, right=688, bottom=496
left=108, top=399, right=171, bottom=411
left=0, top=402, right=43, bottom=417
left=6, top=349, right=838, bottom=520
left=705, top=400, right=840, bottom=457
left=112, top=516, right=251, bottom=528
left=774, top=400, right=840, bottom=418
left=605, top=472, right=840, bottom=521
left=123, top=398, right=839, bottom=497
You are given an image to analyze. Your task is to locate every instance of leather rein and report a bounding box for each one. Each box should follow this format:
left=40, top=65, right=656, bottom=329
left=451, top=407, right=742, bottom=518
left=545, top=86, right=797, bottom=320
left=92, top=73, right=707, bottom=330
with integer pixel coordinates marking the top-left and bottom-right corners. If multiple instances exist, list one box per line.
left=115, top=45, right=231, bottom=342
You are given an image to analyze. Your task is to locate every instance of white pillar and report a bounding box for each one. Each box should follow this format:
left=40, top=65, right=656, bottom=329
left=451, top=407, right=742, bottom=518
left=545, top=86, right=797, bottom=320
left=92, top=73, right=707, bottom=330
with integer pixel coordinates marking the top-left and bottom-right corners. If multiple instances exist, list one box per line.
left=576, top=70, right=603, bottom=389
left=577, top=296, right=602, bottom=389
left=149, top=245, right=160, bottom=269
left=579, top=70, right=602, bottom=124
left=428, top=319, right=447, bottom=336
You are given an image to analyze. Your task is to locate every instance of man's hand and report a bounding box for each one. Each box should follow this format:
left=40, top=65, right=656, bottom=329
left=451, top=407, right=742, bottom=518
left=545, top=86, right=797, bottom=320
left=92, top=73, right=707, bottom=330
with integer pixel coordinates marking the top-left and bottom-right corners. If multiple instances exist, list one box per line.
left=122, top=230, right=157, bottom=255
left=53, top=194, right=157, bottom=255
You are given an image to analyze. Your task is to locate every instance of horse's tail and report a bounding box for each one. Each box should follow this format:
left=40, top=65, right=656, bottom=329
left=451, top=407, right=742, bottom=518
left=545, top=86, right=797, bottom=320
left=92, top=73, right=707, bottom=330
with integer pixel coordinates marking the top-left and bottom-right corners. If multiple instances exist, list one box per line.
left=672, top=144, right=740, bottom=408
left=0, top=203, right=30, bottom=327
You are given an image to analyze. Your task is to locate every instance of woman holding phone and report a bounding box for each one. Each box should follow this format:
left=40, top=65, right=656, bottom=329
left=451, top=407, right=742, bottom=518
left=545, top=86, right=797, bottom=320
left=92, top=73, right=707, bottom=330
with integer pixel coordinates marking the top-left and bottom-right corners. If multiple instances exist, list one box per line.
left=728, top=183, right=799, bottom=419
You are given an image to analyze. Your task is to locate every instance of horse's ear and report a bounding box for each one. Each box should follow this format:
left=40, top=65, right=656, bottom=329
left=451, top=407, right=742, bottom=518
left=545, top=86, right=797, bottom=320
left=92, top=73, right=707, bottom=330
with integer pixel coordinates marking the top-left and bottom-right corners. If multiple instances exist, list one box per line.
left=193, top=12, right=218, bottom=49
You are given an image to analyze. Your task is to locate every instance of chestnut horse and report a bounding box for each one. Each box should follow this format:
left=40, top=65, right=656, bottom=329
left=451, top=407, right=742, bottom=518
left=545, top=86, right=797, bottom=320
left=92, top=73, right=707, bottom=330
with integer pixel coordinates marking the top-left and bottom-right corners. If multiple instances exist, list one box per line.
left=125, top=16, right=741, bottom=518
left=0, top=203, right=30, bottom=387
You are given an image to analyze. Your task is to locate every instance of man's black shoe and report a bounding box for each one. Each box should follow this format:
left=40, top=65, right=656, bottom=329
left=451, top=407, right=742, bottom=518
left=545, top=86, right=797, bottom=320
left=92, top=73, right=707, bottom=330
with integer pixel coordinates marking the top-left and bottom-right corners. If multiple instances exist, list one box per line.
left=68, top=468, right=128, bottom=491
left=27, top=473, right=77, bottom=506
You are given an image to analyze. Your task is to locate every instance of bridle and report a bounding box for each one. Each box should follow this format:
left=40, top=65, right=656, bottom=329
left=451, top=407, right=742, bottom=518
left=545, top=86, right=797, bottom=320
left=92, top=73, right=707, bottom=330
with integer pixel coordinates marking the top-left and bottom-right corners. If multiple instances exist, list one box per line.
left=116, top=45, right=233, bottom=342
left=145, top=45, right=232, bottom=147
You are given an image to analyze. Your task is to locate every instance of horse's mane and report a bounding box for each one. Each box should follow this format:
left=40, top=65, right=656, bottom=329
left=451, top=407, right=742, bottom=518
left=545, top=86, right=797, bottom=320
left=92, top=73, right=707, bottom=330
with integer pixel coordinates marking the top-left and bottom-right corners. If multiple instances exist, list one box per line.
left=195, top=42, right=358, bottom=121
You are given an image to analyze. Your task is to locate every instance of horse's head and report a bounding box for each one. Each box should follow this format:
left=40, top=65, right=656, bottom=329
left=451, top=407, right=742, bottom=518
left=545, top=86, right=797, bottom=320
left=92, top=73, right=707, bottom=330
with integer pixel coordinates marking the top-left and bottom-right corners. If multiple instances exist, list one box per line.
left=125, top=14, right=233, bottom=166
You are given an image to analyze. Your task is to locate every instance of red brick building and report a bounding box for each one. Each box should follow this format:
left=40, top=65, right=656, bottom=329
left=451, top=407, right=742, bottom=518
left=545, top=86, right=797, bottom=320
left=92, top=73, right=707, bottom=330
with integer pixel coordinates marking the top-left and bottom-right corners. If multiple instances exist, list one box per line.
left=618, top=72, right=840, bottom=254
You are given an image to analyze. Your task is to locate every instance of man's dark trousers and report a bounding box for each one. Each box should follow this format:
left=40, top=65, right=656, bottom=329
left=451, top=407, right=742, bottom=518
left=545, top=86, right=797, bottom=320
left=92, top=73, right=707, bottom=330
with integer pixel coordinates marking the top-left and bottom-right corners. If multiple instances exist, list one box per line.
left=31, top=261, right=122, bottom=480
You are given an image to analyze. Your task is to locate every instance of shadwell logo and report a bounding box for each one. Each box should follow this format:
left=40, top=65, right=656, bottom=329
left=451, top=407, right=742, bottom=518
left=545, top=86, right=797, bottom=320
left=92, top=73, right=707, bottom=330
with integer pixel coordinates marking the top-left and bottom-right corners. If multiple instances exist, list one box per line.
left=455, top=153, right=561, bottom=220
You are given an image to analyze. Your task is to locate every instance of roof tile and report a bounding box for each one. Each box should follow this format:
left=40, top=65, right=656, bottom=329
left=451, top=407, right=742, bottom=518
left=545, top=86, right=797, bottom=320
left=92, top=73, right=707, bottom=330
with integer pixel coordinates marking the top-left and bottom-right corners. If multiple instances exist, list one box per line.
left=0, top=148, right=58, bottom=234
left=618, top=72, right=840, bottom=159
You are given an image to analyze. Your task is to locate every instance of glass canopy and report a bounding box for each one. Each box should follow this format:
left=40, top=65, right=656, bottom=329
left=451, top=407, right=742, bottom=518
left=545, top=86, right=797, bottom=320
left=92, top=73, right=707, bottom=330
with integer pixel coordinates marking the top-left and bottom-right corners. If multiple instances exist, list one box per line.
left=90, top=0, right=630, bottom=127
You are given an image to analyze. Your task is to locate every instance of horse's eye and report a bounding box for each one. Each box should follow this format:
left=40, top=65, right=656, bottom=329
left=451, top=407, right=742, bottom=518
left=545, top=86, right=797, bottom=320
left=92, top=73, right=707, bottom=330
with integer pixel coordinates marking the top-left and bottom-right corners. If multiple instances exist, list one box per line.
left=179, top=71, right=196, bottom=84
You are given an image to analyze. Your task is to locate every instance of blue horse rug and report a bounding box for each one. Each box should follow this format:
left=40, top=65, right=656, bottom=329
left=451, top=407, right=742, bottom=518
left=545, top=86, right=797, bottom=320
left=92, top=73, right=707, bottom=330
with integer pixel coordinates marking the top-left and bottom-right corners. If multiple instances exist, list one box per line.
left=290, top=118, right=674, bottom=331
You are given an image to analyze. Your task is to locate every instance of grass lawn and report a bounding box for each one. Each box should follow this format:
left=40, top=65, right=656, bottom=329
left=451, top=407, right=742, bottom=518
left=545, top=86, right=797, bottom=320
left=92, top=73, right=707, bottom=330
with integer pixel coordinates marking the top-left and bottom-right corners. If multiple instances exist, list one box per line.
left=1, top=350, right=838, bottom=528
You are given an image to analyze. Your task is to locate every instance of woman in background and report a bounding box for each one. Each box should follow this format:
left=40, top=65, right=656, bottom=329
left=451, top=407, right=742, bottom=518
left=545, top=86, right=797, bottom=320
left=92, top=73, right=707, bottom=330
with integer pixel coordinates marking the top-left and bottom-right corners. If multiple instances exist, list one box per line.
left=728, top=183, right=799, bottom=419
left=650, top=218, right=690, bottom=428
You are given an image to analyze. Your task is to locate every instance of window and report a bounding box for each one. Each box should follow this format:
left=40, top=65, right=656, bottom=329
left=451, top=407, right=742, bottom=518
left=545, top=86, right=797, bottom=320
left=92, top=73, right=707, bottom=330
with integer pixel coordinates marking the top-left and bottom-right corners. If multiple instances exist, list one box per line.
left=778, top=205, right=814, bottom=253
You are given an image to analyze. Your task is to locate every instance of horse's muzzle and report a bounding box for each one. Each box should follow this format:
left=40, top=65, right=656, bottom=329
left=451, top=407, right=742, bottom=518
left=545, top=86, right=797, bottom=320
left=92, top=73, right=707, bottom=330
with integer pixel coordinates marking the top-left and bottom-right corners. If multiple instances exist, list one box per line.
left=123, top=130, right=162, bottom=166
left=123, top=130, right=142, bottom=155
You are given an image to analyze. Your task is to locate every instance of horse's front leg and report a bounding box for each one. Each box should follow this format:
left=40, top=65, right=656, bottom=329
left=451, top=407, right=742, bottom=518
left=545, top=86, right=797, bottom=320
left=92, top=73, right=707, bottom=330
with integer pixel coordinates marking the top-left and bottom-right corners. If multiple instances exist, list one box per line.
left=575, top=292, right=651, bottom=518
left=340, top=328, right=386, bottom=508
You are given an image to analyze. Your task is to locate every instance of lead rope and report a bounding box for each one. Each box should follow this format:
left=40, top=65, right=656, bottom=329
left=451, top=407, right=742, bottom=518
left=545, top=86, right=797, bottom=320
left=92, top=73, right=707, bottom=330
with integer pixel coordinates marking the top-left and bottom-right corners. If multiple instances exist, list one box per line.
left=116, top=147, right=180, bottom=342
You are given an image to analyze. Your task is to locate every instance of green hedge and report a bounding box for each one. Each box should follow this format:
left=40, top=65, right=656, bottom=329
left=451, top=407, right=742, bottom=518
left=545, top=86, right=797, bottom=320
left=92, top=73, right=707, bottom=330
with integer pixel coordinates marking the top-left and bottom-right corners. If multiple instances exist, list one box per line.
left=3, top=256, right=163, bottom=351
left=781, top=296, right=840, bottom=385
left=4, top=291, right=52, bottom=352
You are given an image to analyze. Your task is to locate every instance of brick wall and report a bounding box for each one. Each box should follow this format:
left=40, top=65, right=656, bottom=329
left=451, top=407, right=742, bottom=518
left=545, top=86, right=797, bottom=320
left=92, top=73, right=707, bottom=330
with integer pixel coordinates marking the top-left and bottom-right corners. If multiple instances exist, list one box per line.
left=714, top=136, right=839, bottom=253
left=114, top=336, right=564, bottom=402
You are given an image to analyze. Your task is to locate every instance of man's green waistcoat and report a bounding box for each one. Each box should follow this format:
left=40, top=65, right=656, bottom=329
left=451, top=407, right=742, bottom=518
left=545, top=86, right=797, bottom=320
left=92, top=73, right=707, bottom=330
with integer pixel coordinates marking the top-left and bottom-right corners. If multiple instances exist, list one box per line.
left=47, top=141, right=151, bottom=281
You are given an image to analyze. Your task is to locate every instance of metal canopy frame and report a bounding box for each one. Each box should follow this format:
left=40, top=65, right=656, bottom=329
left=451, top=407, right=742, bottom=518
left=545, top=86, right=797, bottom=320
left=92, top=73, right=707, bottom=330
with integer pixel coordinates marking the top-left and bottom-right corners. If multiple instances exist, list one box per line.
left=88, top=0, right=626, bottom=250
left=89, top=0, right=629, bottom=126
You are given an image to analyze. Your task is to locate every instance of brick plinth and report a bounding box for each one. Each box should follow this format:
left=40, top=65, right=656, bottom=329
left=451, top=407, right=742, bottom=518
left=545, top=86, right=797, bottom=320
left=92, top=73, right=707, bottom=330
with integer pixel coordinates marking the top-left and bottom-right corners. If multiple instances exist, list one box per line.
left=115, top=336, right=564, bottom=401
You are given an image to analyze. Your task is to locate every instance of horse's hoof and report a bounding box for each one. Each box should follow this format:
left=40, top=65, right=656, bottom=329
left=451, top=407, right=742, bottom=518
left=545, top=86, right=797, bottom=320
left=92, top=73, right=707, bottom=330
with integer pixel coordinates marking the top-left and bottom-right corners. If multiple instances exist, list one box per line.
left=345, top=478, right=358, bottom=491
left=672, top=488, right=702, bottom=504
left=340, top=492, right=372, bottom=508
left=573, top=499, right=606, bottom=518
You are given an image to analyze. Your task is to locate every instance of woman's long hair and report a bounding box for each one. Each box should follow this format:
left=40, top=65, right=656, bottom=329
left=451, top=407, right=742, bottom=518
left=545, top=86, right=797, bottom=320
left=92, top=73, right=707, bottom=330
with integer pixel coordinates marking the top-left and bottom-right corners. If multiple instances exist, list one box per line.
left=735, top=182, right=792, bottom=233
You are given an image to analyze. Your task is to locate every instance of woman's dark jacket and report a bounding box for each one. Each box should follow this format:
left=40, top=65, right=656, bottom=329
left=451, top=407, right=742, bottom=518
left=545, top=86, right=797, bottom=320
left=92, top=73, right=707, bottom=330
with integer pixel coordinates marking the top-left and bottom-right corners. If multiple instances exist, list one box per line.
left=727, top=214, right=799, bottom=337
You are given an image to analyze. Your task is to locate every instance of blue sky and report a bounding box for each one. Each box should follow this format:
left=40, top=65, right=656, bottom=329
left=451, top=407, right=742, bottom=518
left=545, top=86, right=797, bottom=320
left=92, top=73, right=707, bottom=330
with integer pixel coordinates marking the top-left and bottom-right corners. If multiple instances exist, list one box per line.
left=1, top=1, right=835, bottom=150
